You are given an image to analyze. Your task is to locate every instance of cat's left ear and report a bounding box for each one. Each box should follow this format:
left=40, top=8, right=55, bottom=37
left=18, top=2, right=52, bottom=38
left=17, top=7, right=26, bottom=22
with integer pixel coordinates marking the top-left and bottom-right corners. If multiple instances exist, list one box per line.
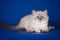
left=32, top=10, right=36, bottom=13
left=43, top=10, right=48, bottom=14
left=32, top=10, right=37, bottom=15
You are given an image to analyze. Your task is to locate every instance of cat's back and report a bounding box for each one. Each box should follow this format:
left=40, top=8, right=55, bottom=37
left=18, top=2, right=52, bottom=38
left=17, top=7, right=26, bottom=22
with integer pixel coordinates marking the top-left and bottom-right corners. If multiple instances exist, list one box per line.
left=19, top=14, right=32, bottom=27
left=21, top=14, right=32, bottom=21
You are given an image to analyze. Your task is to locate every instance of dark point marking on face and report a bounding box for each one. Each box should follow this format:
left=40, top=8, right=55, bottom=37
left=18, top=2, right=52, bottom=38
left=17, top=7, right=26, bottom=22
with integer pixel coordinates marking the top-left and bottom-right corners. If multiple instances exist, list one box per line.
left=37, top=16, right=43, bottom=20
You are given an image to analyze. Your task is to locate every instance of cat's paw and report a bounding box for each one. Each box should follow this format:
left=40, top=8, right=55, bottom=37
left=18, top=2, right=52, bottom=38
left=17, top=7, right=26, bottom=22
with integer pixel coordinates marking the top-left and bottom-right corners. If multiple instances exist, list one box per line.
left=41, top=30, right=48, bottom=33
left=40, top=29, right=49, bottom=33
left=26, top=29, right=33, bottom=33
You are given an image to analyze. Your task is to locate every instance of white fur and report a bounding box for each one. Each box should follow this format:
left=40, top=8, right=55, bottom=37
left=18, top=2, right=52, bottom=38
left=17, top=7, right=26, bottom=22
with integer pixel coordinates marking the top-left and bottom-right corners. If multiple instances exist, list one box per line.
left=17, top=10, right=50, bottom=33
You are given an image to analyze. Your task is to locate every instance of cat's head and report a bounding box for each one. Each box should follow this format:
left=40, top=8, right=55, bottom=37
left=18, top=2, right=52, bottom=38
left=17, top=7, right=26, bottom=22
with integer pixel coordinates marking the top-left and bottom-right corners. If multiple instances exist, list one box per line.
left=32, top=10, right=49, bottom=21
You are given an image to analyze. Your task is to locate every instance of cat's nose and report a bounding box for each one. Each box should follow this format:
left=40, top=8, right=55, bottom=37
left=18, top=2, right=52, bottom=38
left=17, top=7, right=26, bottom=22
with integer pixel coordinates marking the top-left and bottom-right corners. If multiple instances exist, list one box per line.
left=39, top=17, right=42, bottom=20
left=37, top=16, right=41, bottom=20
left=39, top=16, right=43, bottom=20
left=40, top=18, right=41, bottom=20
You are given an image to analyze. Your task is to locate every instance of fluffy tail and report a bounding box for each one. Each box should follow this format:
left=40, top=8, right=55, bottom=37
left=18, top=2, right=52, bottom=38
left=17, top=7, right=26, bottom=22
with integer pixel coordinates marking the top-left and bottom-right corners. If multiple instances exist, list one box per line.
left=0, top=20, right=19, bottom=30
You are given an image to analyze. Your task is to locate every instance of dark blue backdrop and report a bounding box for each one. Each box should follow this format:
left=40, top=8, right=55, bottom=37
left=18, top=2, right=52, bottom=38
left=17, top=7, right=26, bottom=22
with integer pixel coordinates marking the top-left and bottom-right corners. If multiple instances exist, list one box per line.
left=0, top=0, right=60, bottom=40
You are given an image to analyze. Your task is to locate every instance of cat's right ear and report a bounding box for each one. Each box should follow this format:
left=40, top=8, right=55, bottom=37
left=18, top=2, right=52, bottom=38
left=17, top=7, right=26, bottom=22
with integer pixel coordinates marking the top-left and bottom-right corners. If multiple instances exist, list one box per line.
left=32, top=10, right=36, bottom=15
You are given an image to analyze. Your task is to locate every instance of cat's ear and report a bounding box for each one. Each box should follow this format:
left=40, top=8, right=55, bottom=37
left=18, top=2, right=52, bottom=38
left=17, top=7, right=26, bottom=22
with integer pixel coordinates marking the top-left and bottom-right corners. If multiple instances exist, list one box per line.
left=43, top=10, right=48, bottom=15
left=32, top=10, right=36, bottom=15
left=32, top=10, right=36, bottom=13
left=43, top=10, right=48, bottom=14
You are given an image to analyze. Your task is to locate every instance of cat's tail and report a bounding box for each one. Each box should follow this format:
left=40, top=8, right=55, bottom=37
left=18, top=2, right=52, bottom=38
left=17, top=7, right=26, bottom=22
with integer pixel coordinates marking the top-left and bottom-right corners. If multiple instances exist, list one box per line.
left=0, top=20, right=20, bottom=30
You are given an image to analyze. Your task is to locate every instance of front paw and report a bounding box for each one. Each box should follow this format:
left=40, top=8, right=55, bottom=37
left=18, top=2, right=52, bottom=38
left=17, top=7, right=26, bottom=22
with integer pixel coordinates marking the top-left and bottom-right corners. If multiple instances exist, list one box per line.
left=41, top=29, right=49, bottom=33
left=26, top=29, right=33, bottom=33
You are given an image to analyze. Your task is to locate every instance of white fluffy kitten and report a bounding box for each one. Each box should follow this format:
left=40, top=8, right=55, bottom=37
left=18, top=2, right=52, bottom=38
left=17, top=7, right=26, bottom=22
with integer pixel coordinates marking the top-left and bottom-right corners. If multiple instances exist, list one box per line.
left=1, top=10, right=54, bottom=33
left=15, top=10, right=54, bottom=33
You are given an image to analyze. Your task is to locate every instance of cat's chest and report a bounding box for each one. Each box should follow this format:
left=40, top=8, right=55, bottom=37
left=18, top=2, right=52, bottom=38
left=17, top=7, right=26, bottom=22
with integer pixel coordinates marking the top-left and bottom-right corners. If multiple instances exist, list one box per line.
left=31, top=20, right=47, bottom=27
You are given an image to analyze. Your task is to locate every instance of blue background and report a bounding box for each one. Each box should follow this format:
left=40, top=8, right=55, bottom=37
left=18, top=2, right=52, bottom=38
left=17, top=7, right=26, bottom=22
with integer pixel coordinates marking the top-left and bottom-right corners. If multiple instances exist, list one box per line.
left=0, top=0, right=60, bottom=40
